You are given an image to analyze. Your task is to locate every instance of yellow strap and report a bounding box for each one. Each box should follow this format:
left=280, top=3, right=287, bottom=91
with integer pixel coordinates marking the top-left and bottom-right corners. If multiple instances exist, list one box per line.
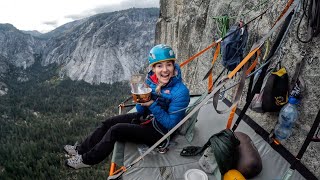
left=272, top=67, right=287, bottom=76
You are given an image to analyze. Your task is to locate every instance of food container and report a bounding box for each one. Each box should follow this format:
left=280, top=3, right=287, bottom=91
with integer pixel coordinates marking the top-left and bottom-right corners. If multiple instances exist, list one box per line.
left=131, top=88, right=152, bottom=103
left=130, top=74, right=146, bottom=94
left=130, top=74, right=151, bottom=103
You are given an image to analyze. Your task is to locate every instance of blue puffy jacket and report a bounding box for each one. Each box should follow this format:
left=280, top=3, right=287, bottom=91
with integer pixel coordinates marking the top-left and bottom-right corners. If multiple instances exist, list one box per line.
left=136, top=63, right=190, bottom=131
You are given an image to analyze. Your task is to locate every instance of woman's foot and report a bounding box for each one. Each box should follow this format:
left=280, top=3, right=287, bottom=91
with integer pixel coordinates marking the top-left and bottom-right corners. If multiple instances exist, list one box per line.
left=65, top=154, right=90, bottom=169
left=64, top=144, right=78, bottom=156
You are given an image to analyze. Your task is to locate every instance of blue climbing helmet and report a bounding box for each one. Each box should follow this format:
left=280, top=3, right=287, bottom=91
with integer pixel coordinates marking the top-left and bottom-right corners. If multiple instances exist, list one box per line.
left=148, top=44, right=176, bottom=66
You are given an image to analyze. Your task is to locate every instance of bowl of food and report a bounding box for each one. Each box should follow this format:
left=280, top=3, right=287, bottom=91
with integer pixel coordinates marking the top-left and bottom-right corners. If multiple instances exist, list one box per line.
left=131, top=88, right=152, bottom=103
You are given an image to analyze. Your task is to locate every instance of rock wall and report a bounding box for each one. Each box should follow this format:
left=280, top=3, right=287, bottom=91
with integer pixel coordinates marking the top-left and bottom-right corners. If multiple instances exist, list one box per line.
left=155, top=0, right=319, bottom=178
left=0, top=8, right=158, bottom=86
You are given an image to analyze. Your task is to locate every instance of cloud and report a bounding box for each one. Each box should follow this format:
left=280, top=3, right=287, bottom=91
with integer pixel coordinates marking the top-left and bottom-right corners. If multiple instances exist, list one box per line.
left=65, top=14, right=89, bottom=21
left=65, top=0, right=159, bottom=21
left=94, top=0, right=159, bottom=14
left=42, top=20, right=59, bottom=27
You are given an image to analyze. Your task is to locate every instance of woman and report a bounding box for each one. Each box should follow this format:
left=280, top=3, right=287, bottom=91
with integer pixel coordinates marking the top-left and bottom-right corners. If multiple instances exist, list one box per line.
left=64, top=44, right=190, bottom=169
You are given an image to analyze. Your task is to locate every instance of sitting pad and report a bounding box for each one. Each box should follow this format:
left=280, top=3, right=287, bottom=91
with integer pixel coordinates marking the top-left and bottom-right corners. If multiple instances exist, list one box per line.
left=235, top=132, right=262, bottom=179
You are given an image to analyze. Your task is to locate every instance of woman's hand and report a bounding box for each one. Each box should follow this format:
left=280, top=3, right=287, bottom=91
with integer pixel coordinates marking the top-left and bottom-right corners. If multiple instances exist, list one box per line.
left=139, top=100, right=154, bottom=107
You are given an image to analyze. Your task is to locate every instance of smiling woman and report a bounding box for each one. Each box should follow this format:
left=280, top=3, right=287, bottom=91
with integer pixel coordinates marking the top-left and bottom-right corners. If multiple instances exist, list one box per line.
left=64, top=44, right=190, bottom=170
left=0, top=0, right=159, bottom=32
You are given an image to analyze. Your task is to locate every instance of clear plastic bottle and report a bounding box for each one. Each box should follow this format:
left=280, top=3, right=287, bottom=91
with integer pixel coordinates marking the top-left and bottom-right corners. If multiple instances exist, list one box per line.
left=274, top=97, right=299, bottom=142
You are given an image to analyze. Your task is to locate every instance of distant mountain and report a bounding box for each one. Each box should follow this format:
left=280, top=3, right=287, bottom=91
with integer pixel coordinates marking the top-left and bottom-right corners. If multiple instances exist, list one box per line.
left=0, top=23, right=44, bottom=68
left=39, top=19, right=86, bottom=39
left=0, top=8, right=158, bottom=88
left=22, top=30, right=43, bottom=37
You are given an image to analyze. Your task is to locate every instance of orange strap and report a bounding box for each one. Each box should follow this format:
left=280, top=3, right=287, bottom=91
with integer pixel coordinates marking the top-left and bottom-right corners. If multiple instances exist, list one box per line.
left=208, top=43, right=221, bottom=92
left=246, top=49, right=261, bottom=75
left=109, top=162, right=117, bottom=176
left=273, top=0, right=295, bottom=26
left=226, top=49, right=260, bottom=129
left=208, top=75, right=213, bottom=92
left=180, top=42, right=217, bottom=68
left=212, top=42, right=221, bottom=63
left=110, top=166, right=127, bottom=176
left=228, top=47, right=260, bottom=79
left=226, top=106, right=237, bottom=129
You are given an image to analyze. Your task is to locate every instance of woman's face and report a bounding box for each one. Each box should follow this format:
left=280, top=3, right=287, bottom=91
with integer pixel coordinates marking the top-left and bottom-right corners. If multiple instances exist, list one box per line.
left=152, top=61, right=175, bottom=84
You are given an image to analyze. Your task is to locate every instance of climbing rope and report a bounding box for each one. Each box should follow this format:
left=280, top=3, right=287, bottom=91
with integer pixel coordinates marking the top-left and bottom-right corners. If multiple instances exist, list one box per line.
left=213, top=15, right=230, bottom=38
left=296, top=0, right=320, bottom=43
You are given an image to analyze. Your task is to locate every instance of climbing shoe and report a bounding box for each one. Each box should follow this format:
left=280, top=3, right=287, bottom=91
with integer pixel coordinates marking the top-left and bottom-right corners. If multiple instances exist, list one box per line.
left=65, top=154, right=90, bottom=169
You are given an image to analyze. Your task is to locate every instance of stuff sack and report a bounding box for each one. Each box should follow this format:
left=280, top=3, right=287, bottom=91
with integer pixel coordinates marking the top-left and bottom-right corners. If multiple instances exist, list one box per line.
left=235, top=132, right=262, bottom=179
left=221, top=22, right=248, bottom=71
left=250, top=67, right=289, bottom=112
left=198, top=129, right=240, bottom=175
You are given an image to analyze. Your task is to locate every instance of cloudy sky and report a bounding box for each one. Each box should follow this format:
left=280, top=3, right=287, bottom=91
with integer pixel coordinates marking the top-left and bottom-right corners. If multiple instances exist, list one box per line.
left=0, top=0, right=159, bottom=33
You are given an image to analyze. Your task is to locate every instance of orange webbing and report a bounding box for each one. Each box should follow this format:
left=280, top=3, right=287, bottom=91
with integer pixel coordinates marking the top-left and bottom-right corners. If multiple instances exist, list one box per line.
left=246, top=49, right=261, bottom=75
left=274, top=0, right=295, bottom=26
left=226, top=106, right=237, bottom=129
left=227, top=47, right=260, bottom=79
left=109, top=162, right=117, bottom=176
left=228, top=0, right=296, bottom=80
left=213, top=43, right=221, bottom=63
left=208, top=75, right=213, bottom=92
left=110, top=166, right=127, bottom=176
left=208, top=43, right=221, bottom=92
left=180, top=42, right=217, bottom=68
left=226, top=49, right=260, bottom=129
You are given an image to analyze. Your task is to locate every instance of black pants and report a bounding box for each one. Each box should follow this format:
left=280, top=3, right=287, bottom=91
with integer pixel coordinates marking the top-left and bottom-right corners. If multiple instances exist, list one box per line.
left=78, top=112, right=163, bottom=165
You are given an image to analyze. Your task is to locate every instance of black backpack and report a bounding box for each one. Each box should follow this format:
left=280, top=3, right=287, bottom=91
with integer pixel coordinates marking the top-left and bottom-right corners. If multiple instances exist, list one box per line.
left=250, top=66, right=289, bottom=112
left=221, top=22, right=249, bottom=71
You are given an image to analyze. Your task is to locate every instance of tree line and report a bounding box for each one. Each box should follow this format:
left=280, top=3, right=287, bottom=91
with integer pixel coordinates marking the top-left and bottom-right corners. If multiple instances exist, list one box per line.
left=0, top=61, right=131, bottom=179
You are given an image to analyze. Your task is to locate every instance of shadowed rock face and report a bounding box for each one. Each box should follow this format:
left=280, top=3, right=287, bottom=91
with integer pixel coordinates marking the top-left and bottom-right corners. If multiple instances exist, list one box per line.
left=0, top=8, right=159, bottom=85
left=155, top=0, right=320, bottom=178
left=0, top=24, right=43, bottom=69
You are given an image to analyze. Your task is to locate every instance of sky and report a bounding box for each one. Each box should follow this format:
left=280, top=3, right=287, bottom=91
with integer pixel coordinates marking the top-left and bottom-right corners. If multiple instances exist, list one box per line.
left=0, top=0, right=159, bottom=33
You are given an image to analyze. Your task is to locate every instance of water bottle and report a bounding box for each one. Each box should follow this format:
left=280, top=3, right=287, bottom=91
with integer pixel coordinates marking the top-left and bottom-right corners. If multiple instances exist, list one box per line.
left=274, top=97, right=299, bottom=142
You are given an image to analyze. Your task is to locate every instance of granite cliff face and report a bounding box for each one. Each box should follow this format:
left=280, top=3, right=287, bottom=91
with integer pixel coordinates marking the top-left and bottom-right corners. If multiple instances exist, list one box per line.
left=42, top=8, right=158, bottom=84
left=155, top=0, right=319, bottom=178
left=0, top=24, right=43, bottom=69
left=0, top=8, right=158, bottom=87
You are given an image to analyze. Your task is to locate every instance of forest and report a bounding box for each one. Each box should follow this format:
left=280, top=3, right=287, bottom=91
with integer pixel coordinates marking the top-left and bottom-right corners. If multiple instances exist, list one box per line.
left=0, top=61, right=131, bottom=179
